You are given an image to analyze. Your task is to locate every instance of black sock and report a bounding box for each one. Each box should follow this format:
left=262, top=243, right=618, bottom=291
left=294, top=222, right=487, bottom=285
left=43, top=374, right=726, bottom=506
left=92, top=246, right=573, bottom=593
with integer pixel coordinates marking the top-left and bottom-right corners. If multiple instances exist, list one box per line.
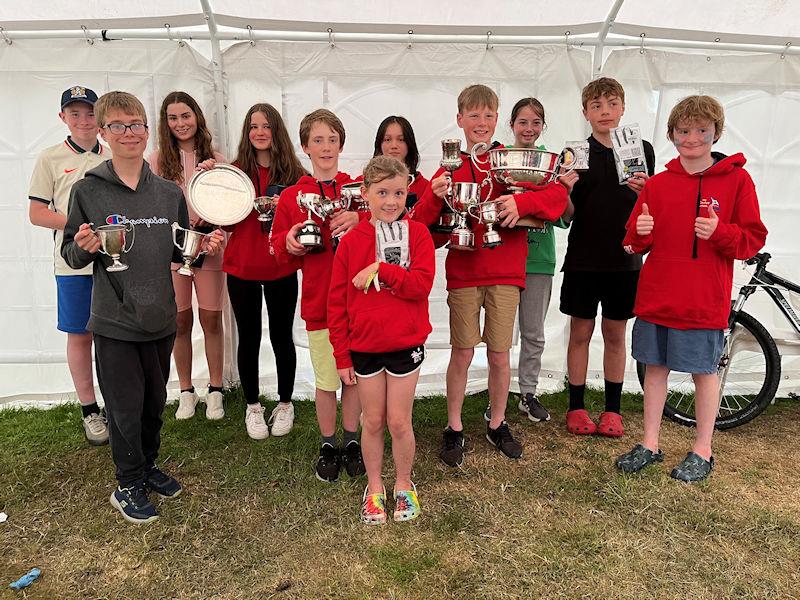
left=343, top=429, right=358, bottom=446
left=604, top=380, right=623, bottom=414
left=321, top=434, right=337, bottom=448
left=568, top=383, right=586, bottom=411
left=207, top=385, right=224, bottom=394
left=81, top=402, right=101, bottom=418
left=279, top=398, right=292, bottom=404
left=181, top=386, right=195, bottom=394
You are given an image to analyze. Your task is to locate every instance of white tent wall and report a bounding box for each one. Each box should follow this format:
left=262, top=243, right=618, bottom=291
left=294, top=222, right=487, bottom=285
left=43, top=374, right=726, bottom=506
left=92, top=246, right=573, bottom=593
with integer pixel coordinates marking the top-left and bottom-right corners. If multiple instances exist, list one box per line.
left=1, top=34, right=799, bottom=404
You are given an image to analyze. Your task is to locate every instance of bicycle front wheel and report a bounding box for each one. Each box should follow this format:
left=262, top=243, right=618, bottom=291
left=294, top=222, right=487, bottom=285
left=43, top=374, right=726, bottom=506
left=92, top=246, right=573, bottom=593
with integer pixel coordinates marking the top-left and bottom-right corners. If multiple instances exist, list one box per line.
left=635, top=311, right=781, bottom=430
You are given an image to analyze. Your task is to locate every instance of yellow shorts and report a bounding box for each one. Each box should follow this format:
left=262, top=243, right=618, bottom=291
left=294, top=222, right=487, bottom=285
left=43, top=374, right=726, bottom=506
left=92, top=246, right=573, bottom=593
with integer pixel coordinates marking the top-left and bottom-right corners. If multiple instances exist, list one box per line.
left=447, top=285, right=520, bottom=352
left=307, top=328, right=341, bottom=392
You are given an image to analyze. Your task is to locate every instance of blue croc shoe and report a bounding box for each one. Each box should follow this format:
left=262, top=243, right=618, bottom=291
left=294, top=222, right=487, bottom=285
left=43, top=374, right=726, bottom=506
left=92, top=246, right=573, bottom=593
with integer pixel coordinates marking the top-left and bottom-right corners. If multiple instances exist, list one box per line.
left=670, top=452, right=714, bottom=483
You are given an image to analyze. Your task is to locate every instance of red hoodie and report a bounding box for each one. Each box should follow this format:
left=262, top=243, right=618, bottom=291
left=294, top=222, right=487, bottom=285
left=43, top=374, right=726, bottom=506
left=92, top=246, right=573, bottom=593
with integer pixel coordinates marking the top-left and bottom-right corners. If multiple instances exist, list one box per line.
left=223, top=163, right=300, bottom=281
left=270, top=172, right=354, bottom=330
left=623, top=152, right=767, bottom=330
left=327, top=217, right=435, bottom=369
left=409, top=145, right=568, bottom=289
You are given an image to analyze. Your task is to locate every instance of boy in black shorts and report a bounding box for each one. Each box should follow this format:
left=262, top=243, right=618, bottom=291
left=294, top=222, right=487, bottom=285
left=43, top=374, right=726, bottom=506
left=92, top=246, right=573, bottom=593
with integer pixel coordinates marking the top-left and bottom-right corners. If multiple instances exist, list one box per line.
left=560, top=78, right=655, bottom=437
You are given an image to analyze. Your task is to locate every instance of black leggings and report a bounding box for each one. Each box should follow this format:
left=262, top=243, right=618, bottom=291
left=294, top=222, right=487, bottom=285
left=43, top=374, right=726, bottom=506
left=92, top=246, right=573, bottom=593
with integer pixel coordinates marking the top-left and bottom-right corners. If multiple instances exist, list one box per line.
left=226, top=272, right=298, bottom=404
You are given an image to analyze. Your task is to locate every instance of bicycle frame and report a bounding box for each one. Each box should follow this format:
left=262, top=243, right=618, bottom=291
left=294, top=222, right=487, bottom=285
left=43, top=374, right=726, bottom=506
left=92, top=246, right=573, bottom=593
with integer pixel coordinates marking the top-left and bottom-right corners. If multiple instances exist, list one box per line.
left=731, top=253, right=800, bottom=336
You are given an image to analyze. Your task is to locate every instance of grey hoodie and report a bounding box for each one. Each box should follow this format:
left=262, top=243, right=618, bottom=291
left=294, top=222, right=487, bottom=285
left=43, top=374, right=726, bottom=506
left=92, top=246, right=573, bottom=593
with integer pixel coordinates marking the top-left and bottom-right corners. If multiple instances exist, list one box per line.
left=62, top=160, right=189, bottom=342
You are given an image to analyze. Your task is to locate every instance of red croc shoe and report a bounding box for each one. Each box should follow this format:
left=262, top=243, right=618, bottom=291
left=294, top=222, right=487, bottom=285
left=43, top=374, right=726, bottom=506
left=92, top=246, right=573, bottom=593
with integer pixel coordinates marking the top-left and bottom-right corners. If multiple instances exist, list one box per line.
left=597, top=412, right=624, bottom=438
left=566, top=409, right=597, bottom=435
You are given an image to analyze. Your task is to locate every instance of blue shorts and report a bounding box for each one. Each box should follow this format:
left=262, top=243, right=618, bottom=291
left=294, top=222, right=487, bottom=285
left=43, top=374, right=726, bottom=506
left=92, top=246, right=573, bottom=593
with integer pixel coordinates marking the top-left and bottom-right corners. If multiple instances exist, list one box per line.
left=56, top=275, right=93, bottom=334
left=632, top=318, right=724, bottom=374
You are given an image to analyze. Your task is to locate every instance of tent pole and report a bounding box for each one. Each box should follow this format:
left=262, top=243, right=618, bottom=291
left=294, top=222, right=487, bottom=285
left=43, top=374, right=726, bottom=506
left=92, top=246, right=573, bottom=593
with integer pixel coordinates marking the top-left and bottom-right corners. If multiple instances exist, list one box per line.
left=198, top=0, right=228, bottom=157
left=593, top=0, right=626, bottom=75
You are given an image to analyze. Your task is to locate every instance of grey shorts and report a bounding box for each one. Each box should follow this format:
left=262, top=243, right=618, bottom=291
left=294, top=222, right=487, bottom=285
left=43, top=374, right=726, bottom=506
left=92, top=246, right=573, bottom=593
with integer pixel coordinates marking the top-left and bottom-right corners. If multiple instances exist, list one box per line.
left=631, top=318, right=724, bottom=374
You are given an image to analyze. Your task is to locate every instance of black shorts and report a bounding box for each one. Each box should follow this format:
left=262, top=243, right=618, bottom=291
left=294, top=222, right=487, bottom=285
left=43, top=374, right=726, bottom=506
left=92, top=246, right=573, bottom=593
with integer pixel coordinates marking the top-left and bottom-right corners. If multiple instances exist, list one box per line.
left=559, top=269, right=639, bottom=321
left=351, top=346, right=426, bottom=378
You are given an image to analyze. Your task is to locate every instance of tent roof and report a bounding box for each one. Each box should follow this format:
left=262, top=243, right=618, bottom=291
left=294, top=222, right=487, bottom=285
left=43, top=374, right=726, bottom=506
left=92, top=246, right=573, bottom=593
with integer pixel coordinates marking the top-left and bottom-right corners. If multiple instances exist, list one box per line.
left=1, top=1, right=798, bottom=47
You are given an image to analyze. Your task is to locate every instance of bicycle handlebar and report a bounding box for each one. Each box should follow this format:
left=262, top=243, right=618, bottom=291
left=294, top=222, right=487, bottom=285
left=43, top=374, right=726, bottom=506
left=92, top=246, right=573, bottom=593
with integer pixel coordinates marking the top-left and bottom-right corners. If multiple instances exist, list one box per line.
left=745, top=252, right=771, bottom=266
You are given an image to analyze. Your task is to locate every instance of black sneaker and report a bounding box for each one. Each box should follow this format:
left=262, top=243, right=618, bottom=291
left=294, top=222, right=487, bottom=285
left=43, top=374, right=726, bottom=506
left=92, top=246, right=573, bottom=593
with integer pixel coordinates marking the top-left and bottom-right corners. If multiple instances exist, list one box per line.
left=144, top=466, right=182, bottom=498
left=315, top=443, right=341, bottom=482
left=616, top=444, right=664, bottom=474
left=486, top=422, right=523, bottom=459
left=110, top=483, right=159, bottom=525
left=439, top=427, right=465, bottom=467
left=483, top=405, right=491, bottom=422
left=342, top=440, right=366, bottom=477
left=670, top=452, right=714, bottom=483
left=519, top=393, right=550, bottom=422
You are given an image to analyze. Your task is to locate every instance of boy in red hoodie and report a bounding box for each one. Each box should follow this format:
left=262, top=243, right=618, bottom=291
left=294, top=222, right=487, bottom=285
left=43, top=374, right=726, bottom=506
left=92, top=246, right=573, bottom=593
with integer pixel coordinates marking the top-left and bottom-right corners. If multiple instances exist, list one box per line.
left=270, top=109, right=365, bottom=482
left=328, top=156, right=435, bottom=524
left=616, top=95, right=767, bottom=482
left=410, top=84, right=568, bottom=466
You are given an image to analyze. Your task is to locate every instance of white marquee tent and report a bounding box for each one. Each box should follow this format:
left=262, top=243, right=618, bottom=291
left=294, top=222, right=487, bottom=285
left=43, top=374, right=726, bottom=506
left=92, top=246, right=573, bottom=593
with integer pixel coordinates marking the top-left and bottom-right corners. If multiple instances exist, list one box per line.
left=2, top=1, right=799, bottom=405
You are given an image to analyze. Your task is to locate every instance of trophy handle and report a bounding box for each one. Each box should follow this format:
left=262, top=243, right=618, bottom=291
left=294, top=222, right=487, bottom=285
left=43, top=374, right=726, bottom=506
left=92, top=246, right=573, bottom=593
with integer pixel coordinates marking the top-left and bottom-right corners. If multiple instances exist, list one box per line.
left=124, top=221, right=136, bottom=253
left=171, top=222, right=186, bottom=252
left=555, top=147, right=577, bottom=181
left=467, top=203, right=481, bottom=221
left=407, top=173, right=415, bottom=188
left=88, top=223, right=110, bottom=256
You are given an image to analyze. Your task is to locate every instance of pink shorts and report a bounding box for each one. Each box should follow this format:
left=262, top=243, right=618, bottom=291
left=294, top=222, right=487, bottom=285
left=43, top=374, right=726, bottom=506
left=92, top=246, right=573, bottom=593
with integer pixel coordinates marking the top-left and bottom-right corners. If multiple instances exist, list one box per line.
left=172, top=268, right=227, bottom=312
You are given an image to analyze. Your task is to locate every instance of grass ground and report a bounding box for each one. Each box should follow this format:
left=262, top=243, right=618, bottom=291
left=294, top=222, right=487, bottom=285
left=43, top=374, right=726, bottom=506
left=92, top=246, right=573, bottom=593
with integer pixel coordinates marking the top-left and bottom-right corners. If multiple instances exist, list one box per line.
left=1, top=389, right=799, bottom=599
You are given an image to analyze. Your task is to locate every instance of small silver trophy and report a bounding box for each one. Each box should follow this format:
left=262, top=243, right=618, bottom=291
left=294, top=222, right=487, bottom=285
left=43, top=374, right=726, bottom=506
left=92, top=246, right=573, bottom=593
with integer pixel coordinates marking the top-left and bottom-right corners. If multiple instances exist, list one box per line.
left=93, top=222, right=135, bottom=272
left=444, top=182, right=481, bottom=251
left=340, top=183, right=368, bottom=212
left=254, top=196, right=278, bottom=222
left=431, top=139, right=464, bottom=233
left=469, top=200, right=503, bottom=249
left=171, top=223, right=211, bottom=276
left=296, top=192, right=325, bottom=251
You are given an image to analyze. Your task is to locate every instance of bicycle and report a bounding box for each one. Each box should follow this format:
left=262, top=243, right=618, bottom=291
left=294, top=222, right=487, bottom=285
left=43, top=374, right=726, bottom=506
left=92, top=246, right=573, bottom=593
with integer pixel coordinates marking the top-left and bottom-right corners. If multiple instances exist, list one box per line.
left=636, top=252, right=791, bottom=430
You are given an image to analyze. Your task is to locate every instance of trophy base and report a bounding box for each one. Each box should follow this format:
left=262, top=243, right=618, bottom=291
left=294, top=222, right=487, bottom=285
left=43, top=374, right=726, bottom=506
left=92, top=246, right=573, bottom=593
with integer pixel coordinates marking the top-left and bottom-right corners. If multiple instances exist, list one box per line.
left=106, top=260, right=128, bottom=272
left=257, top=215, right=270, bottom=222
left=177, top=265, right=194, bottom=276
left=516, top=216, right=547, bottom=231
left=483, top=239, right=503, bottom=249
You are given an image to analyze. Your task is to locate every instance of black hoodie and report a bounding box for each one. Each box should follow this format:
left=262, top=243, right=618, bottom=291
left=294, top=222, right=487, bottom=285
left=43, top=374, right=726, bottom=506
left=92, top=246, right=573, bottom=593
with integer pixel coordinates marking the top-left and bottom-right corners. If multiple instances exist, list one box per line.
left=61, top=160, right=189, bottom=342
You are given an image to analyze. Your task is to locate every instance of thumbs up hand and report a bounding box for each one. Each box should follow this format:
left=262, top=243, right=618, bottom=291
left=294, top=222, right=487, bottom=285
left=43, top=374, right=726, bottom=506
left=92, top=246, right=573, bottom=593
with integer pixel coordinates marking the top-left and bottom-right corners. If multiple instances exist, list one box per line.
left=636, top=203, right=654, bottom=236
left=695, top=203, right=719, bottom=240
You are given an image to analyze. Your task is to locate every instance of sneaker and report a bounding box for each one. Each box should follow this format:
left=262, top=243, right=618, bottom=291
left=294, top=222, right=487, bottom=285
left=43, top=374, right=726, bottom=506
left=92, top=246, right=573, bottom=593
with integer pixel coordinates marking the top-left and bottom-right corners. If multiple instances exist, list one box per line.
left=205, top=390, right=225, bottom=420
left=268, top=402, right=295, bottom=437
left=175, top=390, right=198, bottom=420
left=82, top=412, right=109, bottom=446
left=483, top=405, right=491, bottom=422
left=439, top=427, right=465, bottom=467
left=315, top=443, right=341, bottom=482
left=144, top=466, right=182, bottom=498
left=670, top=452, right=714, bottom=483
left=519, top=393, right=550, bottom=422
left=342, top=440, right=366, bottom=477
left=109, top=484, right=158, bottom=525
left=393, top=483, right=421, bottom=522
left=486, top=421, right=523, bottom=459
left=616, top=444, right=664, bottom=474
left=361, top=486, right=387, bottom=525
left=244, top=402, right=269, bottom=440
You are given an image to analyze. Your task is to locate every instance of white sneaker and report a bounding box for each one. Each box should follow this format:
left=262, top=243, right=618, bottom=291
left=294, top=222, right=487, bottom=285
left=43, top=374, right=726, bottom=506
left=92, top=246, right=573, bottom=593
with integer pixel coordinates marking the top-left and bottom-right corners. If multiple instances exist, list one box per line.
left=83, top=412, right=109, bottom=446
left=245, top=403, right=269, bottom=439
left=268, top=402, right=295, bottom=437
left=175, top=390, right=198, bottom=420
left=205, top=390, right=225, bottom=420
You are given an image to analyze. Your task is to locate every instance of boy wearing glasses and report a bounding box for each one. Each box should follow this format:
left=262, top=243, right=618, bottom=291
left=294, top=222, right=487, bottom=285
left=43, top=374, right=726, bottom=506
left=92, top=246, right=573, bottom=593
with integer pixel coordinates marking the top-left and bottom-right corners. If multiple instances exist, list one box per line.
left=62, top=91, right=224, bottom=524
left=28, top=86, right=110, bottom=446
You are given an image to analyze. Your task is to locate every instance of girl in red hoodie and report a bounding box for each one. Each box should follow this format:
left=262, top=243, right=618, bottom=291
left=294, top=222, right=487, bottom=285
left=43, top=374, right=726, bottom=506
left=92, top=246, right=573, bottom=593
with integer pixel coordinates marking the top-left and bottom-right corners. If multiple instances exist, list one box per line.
left=617, top=96, right=767, bottom=482
left=328, top=156, right=435, bottom=524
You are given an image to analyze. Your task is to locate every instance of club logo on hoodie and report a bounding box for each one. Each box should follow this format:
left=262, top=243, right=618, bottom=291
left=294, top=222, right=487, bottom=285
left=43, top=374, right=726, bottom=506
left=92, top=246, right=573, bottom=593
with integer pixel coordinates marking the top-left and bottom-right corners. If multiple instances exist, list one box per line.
left=105, top=214, right=170, bottom=228
left=699, top=197, right=721, bottom=213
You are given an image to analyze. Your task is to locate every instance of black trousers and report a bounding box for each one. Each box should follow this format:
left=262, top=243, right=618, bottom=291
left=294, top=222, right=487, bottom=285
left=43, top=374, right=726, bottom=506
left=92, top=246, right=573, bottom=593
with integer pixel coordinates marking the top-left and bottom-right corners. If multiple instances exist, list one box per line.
left=226, top=272, right=298, bottom=404
left=94, top=332, right=175, bottom=487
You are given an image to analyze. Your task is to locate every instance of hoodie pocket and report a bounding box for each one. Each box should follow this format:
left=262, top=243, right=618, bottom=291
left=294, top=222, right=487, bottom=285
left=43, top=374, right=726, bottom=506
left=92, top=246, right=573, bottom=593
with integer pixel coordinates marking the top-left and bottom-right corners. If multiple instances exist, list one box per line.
left=120, top=276, right=176, bottom=334
left=349, top=301, right=416, bottom=344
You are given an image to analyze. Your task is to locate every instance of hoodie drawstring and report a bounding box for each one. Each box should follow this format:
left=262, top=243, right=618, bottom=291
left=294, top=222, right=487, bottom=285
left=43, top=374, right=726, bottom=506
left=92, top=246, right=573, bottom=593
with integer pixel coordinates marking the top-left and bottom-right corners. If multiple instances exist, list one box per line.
left=692, top=174, right=703, bottom=259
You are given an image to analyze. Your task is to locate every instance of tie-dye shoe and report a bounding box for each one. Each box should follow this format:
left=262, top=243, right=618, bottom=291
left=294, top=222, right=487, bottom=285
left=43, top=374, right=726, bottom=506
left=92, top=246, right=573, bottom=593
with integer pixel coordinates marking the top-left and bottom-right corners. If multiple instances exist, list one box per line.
left=361, top=487, right=387, bottom=525
left=393, top=483, right=421, bottom=522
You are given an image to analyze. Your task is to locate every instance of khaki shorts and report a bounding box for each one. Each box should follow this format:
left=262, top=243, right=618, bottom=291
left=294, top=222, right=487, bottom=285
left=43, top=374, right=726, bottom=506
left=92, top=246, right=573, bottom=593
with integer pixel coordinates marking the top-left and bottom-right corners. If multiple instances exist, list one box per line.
left=307, top=328, right=341, bottom=392
left=447, top=285, right=520, bottom=352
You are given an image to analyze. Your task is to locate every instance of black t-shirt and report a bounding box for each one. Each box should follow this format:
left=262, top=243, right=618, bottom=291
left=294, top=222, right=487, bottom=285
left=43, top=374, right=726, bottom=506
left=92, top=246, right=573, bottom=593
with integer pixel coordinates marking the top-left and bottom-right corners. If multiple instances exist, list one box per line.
left=562, top=134, right=656, bottom=272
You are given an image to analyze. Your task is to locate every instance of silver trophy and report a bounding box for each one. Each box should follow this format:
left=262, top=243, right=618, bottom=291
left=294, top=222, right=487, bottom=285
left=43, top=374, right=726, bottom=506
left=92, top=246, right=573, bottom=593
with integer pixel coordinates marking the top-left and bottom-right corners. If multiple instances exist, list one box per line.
left=431, top=139, right=464, bottom=233
left=468, top=200, right=503, bottom=248
left=445, top=182, right=481, bottom=251
left=473, top=143, right=577, bottom=230
left=171, top=223, right=211, bottom=276
left=254, top=196, right=279, bottom=222
left=340, top=183, right=367, bottom=212
left=92, top=222, right=135, bottom=272
left=296, top=192, right=325, bottom=251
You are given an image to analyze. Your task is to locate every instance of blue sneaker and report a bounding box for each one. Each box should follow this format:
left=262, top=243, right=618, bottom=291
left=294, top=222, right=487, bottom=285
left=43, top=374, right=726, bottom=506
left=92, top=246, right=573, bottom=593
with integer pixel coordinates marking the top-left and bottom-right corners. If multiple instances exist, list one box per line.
left=144, top=466, right=182, bottom=498
left=110, top=484, right=159, bottom=524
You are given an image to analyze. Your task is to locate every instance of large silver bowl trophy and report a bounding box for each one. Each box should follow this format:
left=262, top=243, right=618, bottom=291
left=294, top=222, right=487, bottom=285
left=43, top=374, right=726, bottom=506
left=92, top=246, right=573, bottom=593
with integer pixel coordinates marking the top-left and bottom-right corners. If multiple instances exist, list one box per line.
left=471, top=143, right=577, bottom=231
left=295, top=192, right=352, bottom=251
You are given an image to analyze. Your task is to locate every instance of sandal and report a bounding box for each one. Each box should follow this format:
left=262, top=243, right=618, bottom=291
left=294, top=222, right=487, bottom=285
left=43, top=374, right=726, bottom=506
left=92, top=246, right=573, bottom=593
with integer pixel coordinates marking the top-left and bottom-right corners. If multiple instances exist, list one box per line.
left=393, top=483, right=420, bottom=522
left=670, top=452, right=714, bottom=483
left=616, top=443, right=664, bottom=474
left=597, top=412, right=625, bottom=438
left=361, top=486, right=387, bottom=525
left=566, top=409, right=597, bottom=435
